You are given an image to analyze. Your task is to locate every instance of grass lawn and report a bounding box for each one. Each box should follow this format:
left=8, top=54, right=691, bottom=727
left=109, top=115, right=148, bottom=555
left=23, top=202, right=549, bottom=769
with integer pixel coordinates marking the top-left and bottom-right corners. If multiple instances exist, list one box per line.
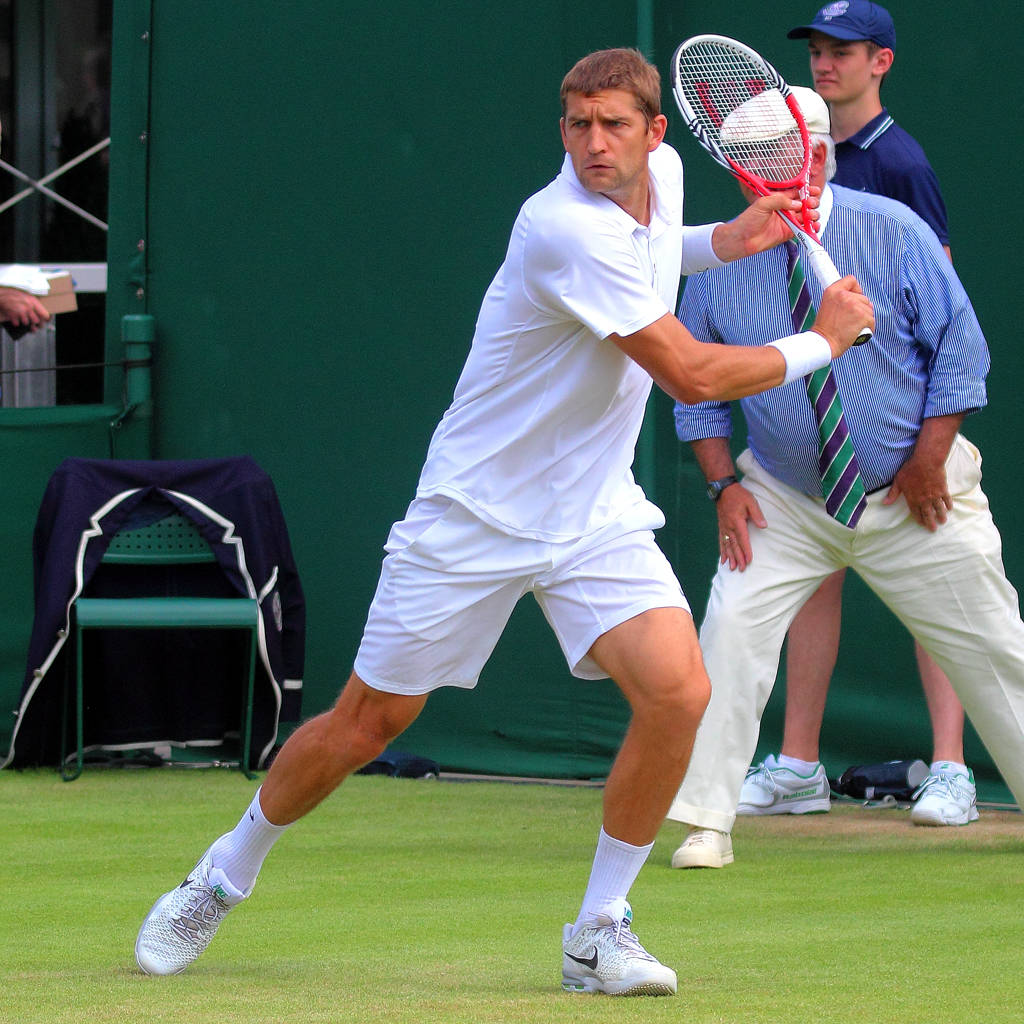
left=1, top=769, right=1020, bottom=1024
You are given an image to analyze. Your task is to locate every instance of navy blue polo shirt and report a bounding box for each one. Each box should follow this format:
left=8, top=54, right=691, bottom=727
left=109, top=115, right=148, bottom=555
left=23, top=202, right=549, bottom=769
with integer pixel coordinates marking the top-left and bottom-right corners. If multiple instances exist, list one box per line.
left=832, top=109, right=949, bottom=246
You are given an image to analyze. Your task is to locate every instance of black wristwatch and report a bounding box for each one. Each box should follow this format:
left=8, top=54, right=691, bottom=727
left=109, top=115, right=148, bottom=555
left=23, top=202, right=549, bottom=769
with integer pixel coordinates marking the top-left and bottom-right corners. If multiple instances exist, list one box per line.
left=705, top=475, right=738, bottom=502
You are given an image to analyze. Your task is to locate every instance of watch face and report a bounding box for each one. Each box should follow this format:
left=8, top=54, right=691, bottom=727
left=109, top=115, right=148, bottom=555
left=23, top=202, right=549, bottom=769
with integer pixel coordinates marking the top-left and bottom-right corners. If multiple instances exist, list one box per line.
left=707, top=476, right=735, bottom=501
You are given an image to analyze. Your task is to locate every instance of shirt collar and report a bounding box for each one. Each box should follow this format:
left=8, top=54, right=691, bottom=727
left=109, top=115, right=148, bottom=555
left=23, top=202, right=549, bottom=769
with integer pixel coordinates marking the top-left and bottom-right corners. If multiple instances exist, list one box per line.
left=818, top=184, right=834, bottom=234
left=842, top=109, right=895, bottom=151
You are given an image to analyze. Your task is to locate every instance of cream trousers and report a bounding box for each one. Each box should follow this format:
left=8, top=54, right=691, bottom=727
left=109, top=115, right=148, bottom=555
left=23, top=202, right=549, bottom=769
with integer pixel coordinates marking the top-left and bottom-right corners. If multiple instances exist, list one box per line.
left=668, top=434, right=1024, bottom=831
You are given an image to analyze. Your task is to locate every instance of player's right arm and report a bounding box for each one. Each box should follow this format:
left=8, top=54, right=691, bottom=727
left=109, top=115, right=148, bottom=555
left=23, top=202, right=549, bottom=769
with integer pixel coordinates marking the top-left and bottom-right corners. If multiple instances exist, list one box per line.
left=613, top=277, right=872, bottom=405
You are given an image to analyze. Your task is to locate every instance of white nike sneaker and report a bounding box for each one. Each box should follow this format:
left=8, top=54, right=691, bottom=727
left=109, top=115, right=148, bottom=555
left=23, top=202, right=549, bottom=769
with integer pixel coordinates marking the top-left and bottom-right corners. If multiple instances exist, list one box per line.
left=670, top=827, right=734, bottom=869
left=910, top=763, right=980, bottom=827
left=737, top=754, right=832, bottom=815
left=135, top=839, right=248, bottom=975
left=562, top=899, right=676, bottom=996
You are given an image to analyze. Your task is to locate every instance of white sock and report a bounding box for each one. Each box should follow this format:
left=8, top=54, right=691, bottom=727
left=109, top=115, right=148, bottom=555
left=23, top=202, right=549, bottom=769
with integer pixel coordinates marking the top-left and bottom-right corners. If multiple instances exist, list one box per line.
left=777, top=753, right=820, bottom=774
left=931, top=760, right=968, bottom=775
left=209, top=787, right=290, bottom=894
left=571, top=827, right=653, bottom=936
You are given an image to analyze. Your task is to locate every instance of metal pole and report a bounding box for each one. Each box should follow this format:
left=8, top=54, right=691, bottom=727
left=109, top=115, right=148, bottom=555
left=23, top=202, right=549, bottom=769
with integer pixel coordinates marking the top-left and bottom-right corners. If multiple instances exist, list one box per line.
left=122, top=313, right=154, bottom=408
left=636, top=0, right=655, bottom=57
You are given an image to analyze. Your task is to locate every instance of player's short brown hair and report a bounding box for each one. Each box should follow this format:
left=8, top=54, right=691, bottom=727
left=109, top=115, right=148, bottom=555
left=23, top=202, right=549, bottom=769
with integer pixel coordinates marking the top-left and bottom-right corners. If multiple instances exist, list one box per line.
left=560, top=48, right=661, bottom=125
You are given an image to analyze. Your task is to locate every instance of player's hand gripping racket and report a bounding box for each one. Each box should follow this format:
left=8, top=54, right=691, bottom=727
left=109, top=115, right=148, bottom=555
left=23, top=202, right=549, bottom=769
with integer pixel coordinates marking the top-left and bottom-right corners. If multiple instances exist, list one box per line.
left=672, top=33, right=871, bottom=345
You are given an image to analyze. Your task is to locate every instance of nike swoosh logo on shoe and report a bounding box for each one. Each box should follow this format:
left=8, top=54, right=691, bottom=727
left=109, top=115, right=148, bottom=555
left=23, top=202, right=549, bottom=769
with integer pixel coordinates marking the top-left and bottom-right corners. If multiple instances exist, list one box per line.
left=566, top=947, right=599, bottom=970
left=179, top=876, right=194, bottom=889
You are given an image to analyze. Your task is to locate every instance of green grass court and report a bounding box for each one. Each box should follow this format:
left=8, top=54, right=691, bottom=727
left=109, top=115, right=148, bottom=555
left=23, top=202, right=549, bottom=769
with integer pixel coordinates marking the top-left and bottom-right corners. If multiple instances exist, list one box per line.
left=2, top=769, right=1019, bottom=1024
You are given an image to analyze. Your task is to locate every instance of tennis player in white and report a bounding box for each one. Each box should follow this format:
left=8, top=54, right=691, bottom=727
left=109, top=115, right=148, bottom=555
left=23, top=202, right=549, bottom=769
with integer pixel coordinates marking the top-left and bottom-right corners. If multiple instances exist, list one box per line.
left=135, top=48, right=872, bottom=995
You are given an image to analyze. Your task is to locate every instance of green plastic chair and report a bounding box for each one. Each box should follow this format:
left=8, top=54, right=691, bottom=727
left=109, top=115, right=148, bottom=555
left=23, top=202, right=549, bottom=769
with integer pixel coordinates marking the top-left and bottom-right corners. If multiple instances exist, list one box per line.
left=63, top=512, right=259, bottom=781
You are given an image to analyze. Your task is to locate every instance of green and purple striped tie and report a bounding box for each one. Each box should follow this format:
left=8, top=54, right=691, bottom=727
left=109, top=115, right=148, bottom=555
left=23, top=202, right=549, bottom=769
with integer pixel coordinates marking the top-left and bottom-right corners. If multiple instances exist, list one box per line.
left=786, top=241, right=867, bottom=528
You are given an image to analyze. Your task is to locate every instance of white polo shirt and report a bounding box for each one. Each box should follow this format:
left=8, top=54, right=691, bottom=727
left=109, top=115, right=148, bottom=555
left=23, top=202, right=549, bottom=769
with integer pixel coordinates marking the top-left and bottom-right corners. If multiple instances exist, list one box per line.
left=415, top=143, right=715, bottom=542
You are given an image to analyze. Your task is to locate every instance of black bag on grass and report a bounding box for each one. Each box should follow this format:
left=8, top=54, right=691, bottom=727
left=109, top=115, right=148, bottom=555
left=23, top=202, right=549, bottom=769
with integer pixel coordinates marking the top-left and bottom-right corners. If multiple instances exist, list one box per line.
left=356, top=748, right=440, bottom=779
left=831, top=759, right=929, bottom=802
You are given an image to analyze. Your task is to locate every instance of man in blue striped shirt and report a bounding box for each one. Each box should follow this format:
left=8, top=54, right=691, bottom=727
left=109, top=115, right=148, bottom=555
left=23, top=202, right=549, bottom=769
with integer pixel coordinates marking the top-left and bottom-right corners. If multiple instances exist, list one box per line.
left=770, top=0, right=971, bottom=836
left=664, top=89, right=1024, bottom=869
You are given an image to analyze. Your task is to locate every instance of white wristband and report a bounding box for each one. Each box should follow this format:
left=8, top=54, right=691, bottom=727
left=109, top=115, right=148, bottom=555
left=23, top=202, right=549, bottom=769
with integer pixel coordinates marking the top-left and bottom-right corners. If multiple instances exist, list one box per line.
left=681, top=222, right=726, bottom=276
left=768, top=331, right=833, bottom=385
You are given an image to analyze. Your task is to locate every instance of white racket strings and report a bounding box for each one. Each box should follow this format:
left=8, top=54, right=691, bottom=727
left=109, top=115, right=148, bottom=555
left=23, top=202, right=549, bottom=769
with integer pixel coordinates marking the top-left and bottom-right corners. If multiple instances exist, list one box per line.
left=675, top=41, right=804, bottom=184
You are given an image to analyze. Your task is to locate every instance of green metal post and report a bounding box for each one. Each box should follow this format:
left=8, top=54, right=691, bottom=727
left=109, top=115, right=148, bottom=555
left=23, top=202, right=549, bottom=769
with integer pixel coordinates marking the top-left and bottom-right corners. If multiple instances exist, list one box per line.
left=636, top=0, right=654, bottom=57
left=122, top=313, right=154, bottom=408
left=112, top=313, right=155, bottom=458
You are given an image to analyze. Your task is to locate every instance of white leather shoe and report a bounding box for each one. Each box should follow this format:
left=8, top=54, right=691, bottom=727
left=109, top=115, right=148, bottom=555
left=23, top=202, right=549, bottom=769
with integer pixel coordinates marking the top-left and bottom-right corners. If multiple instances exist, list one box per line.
left=670, top=827, right=733, bottom=869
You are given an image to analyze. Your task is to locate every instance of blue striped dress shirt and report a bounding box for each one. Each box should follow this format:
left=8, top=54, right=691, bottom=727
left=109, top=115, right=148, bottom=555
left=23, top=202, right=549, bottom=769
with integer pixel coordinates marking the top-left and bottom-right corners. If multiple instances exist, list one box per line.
left=674, top=184, right=990, bottom=496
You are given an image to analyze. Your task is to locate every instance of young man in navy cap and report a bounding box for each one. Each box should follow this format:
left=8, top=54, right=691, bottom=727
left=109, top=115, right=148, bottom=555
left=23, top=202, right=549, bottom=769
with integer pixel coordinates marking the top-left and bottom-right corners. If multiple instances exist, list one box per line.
left=790, top=1, right=950, bottom=256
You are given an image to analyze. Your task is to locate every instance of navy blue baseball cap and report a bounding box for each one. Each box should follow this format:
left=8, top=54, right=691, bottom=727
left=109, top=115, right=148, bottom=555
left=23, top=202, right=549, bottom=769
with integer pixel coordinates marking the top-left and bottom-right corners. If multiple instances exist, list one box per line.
left=787, top=1, right=896, bottom=51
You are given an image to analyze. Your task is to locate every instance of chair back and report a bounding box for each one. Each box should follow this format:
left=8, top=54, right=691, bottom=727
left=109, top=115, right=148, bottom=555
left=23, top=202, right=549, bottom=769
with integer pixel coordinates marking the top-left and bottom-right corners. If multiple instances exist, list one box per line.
left=101, top=512, right=216, bottom=565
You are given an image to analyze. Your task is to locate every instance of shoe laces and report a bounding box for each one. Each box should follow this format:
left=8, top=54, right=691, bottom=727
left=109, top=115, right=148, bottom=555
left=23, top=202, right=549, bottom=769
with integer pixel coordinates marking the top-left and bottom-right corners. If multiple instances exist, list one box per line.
left=170, top=885, right=229, bottom=943
left=746, top=759, right=823, bottom=793
left=913, top=772, right=972, bottom=804
left=745, top=761, right=778, bottom=793
left=684, top=828, right=718, bottom=848
left=609, top=916, right=654, bottom=962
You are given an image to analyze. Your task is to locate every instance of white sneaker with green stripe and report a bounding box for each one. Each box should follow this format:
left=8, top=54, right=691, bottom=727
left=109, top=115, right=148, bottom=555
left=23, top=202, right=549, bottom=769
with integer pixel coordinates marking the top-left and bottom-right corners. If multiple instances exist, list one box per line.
left=910, top=762, right=980, bottom=826
left=737, top=754, right=832, bottom=815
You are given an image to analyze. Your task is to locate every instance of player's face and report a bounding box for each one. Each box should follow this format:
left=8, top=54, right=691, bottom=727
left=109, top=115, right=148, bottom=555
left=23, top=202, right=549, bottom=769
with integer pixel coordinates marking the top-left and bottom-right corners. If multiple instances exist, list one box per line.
left=560, top=89, right=666, bottom=216
left=807, top=32, right=891, bottom=104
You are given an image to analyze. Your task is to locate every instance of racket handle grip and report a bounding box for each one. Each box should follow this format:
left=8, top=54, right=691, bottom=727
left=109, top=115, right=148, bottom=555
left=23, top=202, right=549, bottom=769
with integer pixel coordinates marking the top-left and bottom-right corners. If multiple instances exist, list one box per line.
left=800, top=241, right=840, bottom=287
left=798, top=239, right=872, bottom=346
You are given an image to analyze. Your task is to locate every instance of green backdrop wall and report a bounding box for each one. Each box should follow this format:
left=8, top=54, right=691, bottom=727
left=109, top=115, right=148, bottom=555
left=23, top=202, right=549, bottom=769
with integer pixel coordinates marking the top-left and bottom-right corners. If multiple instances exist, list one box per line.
left=2, top=1, right=1018, bottom=802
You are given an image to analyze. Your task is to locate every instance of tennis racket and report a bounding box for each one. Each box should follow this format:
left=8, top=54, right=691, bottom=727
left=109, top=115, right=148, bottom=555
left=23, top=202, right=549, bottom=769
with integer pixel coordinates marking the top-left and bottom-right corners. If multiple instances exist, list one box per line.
left=671, top=33, right=871, bottom=344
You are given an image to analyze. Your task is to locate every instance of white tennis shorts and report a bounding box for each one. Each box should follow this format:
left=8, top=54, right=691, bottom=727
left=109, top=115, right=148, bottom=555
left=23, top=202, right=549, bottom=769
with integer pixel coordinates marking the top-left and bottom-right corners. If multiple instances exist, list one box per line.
left=353, top=497, right=688, bottom=695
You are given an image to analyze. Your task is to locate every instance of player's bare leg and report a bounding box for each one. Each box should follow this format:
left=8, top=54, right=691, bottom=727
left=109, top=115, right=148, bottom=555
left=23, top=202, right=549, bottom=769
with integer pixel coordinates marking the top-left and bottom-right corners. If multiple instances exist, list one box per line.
left=591, top=607, right=711, bottom=843
left=135, top=675, right=426, bottom=975
left=260, top=676, right=428, bottom=824
left=561, top=607, right=708, bottom=996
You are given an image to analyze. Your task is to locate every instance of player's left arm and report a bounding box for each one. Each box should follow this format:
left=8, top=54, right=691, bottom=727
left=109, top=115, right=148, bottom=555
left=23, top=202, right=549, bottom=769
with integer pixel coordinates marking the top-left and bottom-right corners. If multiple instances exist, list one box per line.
left=882, top=412, right=965, bottom=531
